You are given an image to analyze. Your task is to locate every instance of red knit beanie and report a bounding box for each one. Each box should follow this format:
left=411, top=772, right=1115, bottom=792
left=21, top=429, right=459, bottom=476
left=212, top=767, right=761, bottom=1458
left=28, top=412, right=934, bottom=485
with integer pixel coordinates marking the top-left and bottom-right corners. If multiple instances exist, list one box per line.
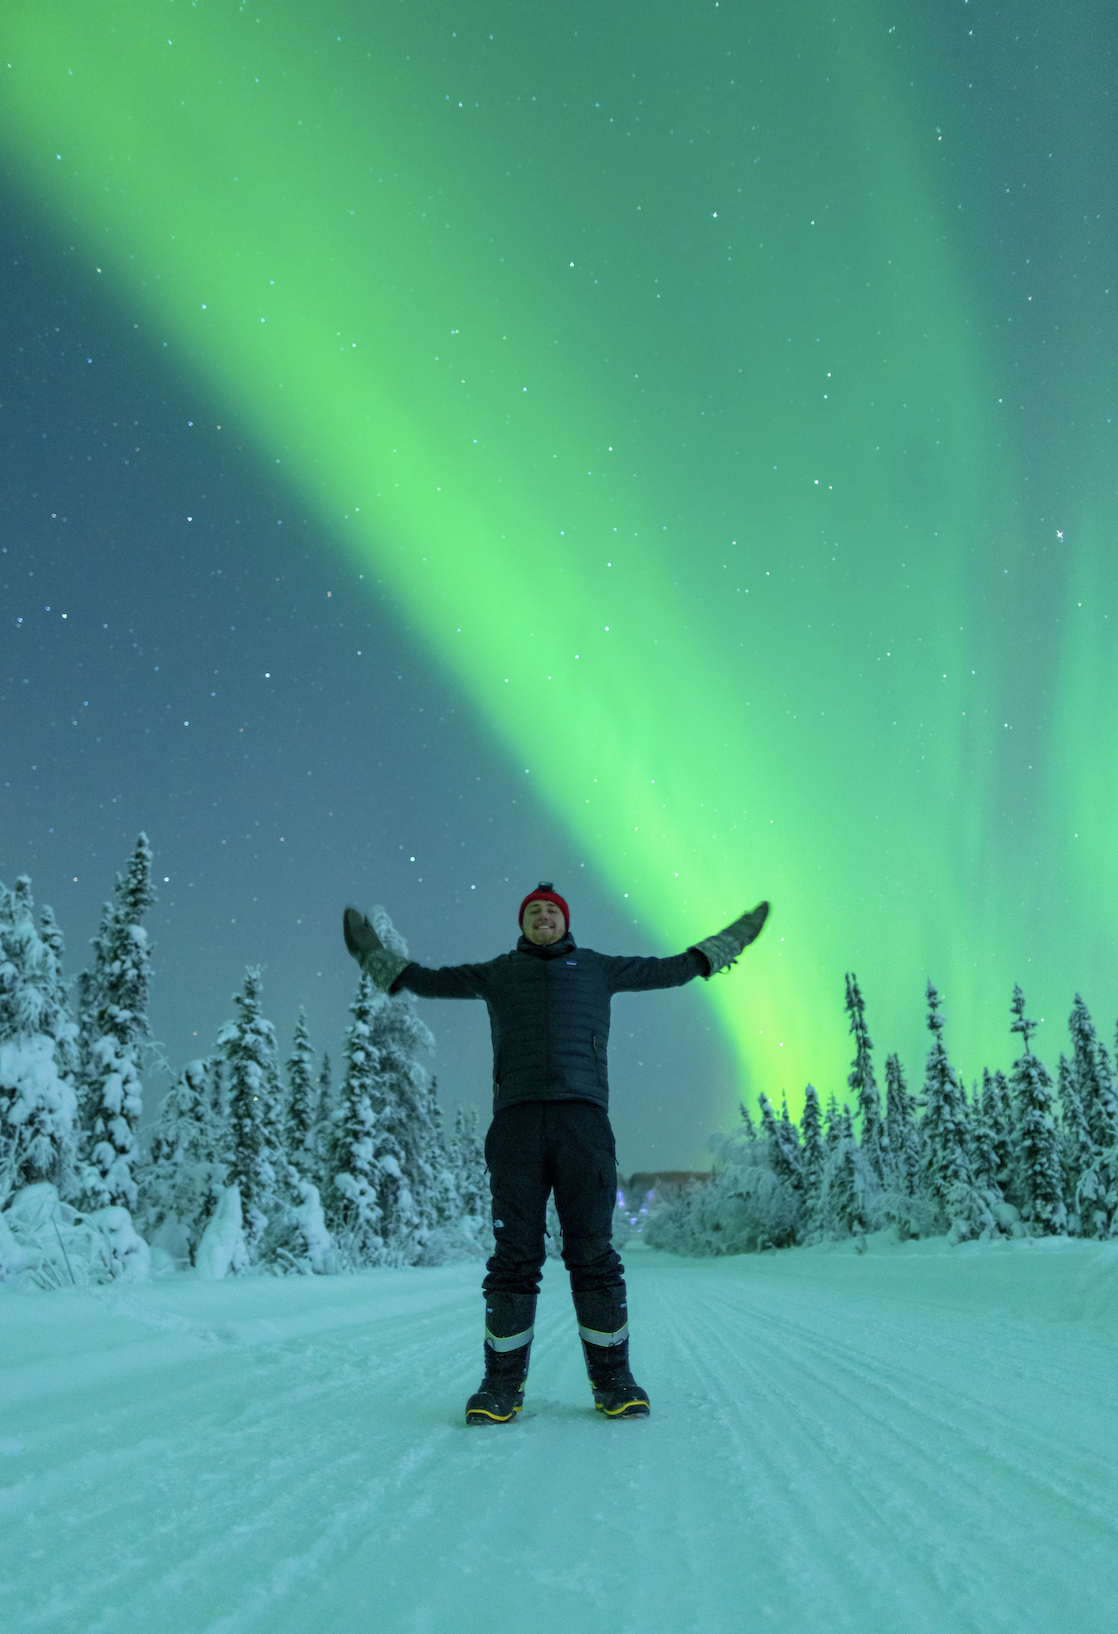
left=518, top=881, right=570, bottom=930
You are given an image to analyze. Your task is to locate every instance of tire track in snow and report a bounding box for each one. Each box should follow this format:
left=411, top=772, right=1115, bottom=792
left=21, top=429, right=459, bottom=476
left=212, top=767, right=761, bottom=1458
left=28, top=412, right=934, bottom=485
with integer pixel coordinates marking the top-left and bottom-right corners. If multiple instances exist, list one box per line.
left=641, top=1252, right=1118, bottom=1633
left=3, top=1245, right=1117, bottom=1634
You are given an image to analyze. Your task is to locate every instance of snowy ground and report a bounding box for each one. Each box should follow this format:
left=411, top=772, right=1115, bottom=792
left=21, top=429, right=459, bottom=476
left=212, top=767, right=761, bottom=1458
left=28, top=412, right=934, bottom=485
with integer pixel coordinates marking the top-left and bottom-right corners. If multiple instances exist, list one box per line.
left=3, top=1235, right=1117, bottom=1634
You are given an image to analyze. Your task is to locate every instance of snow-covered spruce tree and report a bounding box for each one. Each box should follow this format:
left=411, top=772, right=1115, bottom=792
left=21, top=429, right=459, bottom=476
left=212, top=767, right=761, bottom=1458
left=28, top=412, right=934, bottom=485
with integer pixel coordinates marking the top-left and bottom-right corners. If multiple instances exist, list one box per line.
left=450, top=1104, right=488, bottom=1218
left=207, top=1054, right=228, bottom=1123
left=235, top=1000, right=333, bottom=1279
left=845, top=972, right=887, bottom=1184
left=876, top=1052, right=937, bottom=1238
left=779, top=1093, right=802, bottom=1174
left=135, top=1058, right=227, bottom=1266
left=1056, top=1054, right=1092, bottom=1235
left=422, top=1085, right=459, bottom=1228
left=345, top=905, right=444, bottom=1262
left=798, top=1083, right=826, bottom=1232
left=1067, top=996, right=1118, bottom=1238
left=38, top=904, right=81, bottom=1088
left=285, top=1008, right=321, bottom=1186
left=920, top=984, right=998, bottom=1240
left=219, top=968, right=287, bottom=1262
left=327, top=973, right=386, bottom=1264
left=971, top=1070, right=1006, bottom=1194
left=76, top=835, right=155, bottom=1211
left=757, top=1091, right=804, bottom=1204
left=1008, top=986, right=1066, bottom=1235
left=1069, top=996, right=1117, bottom=1151
left=0, top=877, right=80, bottom=1204
left=817, top=1104, right=878, bottom=1239
left=980, top=1068, right=1015, bottom=1197
left=361, top=975, right=440, bottom=1263
left=883, top=1052, right=922, bottom=1199
left=313, top=1050, right=336, bottom=1181
left=823, top=1092, right=842, bottom=1155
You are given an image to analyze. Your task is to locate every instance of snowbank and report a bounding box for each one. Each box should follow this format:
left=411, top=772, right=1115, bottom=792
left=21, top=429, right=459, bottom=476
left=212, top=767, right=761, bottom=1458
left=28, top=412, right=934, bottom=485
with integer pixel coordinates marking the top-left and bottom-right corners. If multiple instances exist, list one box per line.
left=0, top=1183, right=113, bottom=1287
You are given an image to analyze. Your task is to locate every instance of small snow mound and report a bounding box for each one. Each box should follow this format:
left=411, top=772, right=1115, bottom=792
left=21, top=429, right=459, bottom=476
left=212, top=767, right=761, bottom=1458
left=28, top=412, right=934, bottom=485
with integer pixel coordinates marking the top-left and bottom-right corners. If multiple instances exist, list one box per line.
left=87, top=1206, right=151, bottom=1282
left=0, top=1210, right=40, bottom=1282
left=293, top=1181, right=332, bottom=1273
left=195, top=1185, right=249, bottom=1280
left=0, top=1183, right=113, bottom=1287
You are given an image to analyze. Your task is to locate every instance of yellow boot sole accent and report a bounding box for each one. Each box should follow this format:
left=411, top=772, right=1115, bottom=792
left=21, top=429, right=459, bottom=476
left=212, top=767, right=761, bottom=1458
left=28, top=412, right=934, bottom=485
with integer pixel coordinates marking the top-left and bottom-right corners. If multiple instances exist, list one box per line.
left=465, top=1403, right=523, bottom=1425
left=595, top=1397, right=650, bottom=1418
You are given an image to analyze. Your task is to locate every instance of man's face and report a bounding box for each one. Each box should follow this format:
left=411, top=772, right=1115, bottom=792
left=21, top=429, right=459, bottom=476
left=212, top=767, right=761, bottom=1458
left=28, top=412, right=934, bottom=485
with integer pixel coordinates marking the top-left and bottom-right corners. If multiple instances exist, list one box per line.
left=522, top=899, right=567, bottom=946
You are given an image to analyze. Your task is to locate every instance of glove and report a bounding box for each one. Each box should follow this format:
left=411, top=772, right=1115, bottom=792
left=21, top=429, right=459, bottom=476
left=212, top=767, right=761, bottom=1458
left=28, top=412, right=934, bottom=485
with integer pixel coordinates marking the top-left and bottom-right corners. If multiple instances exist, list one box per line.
left=343, top=907, right=412, bottom=993
left=692, top=901, right=770, bottom=978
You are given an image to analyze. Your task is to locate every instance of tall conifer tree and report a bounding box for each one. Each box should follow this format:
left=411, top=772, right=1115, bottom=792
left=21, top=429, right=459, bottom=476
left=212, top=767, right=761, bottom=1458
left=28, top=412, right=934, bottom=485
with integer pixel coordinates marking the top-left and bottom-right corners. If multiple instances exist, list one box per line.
left=799, top=1083, right=826, bottom=1230
left=0, top=878, right=80, bottom=1201
left=970, top=1069, right=1006, bottom=1196
left=136, top=1059, right=227, bottom=1262
left=314, top=1050, right=336, bottom=1179
left=219, top=968, right=286, bottom=1258
left=327, top=973, right=385, bottom=1263
left=823, top=1092, right=842, bottom=1155
left=845, top=972, right=886, bottom=1182
left=920, top=984, right=975, bottom=1225
left=738, top=1100, right=758, bottom=1141
left=1067, top=997, right=1118, bottom=1238
left=758, top=1092, right=804, bottom=1198
left=348, top=906, right=443, bottom=1260
left=1056, top=1054, right=1092, bottom=1234
left=451, top=1105, right=487, bottom=1218
left=361, top=978, right=440, bottom=1259
left=1009, top=986, right=1066, bottom=1234
left=285, top=1008, right=321, bottom=1185
left=819, top=1104, right=870, bottom=1238
left=77, top=835, right=155, bottom=1210
left=884, top=1052, right=921, bottom=1197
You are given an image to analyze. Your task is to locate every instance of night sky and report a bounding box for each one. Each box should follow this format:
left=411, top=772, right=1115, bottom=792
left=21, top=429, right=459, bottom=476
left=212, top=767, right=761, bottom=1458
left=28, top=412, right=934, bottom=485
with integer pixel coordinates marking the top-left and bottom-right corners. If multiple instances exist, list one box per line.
left=2, top=1, right=1116, bottom=1171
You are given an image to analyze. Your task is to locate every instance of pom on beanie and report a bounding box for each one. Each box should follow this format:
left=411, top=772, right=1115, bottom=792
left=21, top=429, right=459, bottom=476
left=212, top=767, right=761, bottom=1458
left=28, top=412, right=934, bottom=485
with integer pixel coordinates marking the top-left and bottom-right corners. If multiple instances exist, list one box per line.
left=518, top=881, right=570, bottom=931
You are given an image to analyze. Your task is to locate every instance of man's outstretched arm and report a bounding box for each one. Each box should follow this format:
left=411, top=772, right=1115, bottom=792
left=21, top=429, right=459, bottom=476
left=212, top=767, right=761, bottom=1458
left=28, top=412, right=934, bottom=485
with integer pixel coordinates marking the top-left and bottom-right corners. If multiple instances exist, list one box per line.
left=342, top=907, right=489, bottom=998
left=603, top=901, right=770, bottom=993
left=692, top=901, right=770, bottom=978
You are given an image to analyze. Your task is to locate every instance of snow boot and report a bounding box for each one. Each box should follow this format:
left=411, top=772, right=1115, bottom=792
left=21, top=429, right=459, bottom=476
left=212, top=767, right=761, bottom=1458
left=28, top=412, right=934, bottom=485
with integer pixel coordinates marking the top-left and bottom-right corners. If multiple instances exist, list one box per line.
left=465, top=1292, right=536, bottom=1425
left=573, top=1287, right=650, bottom=1419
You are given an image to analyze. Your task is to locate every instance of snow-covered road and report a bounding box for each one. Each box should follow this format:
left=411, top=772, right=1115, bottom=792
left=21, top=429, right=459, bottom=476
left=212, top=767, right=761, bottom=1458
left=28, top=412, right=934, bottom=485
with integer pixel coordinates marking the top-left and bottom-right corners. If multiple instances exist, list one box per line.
left=3, top=1237, right=1117, bottom=1634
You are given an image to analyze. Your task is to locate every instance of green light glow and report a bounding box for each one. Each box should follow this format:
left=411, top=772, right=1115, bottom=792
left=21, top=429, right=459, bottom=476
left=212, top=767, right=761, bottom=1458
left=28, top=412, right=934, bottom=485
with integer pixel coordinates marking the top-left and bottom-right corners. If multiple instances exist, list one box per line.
left=3, top=2, right=1109, bottom=1112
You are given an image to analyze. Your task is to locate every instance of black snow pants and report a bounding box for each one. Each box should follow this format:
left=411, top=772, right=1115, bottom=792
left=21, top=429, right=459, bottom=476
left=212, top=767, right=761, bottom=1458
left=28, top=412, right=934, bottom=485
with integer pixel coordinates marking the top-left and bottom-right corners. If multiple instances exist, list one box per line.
left=483, top=1100, right=625, bottom=1297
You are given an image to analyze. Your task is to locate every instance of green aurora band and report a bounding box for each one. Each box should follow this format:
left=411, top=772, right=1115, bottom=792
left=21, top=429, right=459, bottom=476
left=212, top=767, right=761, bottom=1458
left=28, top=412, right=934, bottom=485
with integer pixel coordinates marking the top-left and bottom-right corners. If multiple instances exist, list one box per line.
left=3, top=1, right=1114, bottom=1115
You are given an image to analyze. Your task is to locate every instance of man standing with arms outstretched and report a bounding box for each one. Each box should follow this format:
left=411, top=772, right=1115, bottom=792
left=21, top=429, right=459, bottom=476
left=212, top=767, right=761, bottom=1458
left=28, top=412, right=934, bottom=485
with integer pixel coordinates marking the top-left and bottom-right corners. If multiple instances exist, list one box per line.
left=343, top=884, right=768, bottom=1424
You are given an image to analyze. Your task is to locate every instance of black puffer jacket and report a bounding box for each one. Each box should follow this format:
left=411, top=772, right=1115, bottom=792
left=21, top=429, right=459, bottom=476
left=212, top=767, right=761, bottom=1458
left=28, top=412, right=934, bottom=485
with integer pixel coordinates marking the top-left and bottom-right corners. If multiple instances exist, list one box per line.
left=393, top=932, right=705, bottom=1112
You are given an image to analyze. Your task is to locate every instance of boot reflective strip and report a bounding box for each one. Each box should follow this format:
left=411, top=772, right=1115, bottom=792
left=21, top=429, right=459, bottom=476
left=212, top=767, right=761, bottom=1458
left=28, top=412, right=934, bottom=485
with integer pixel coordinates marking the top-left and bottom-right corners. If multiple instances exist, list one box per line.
left=485, top=1324, right=534, bottom=1352
left=578, top=1322, right=629, bottom=1347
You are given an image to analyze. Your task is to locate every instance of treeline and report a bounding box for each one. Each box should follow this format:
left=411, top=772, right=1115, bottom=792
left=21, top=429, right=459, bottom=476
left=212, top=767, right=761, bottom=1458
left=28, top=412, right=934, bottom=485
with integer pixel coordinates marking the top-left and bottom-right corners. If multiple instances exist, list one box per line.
left=0, top=837, right=488, bottom=1288
left=645, top=975, right=1118, bottom=1255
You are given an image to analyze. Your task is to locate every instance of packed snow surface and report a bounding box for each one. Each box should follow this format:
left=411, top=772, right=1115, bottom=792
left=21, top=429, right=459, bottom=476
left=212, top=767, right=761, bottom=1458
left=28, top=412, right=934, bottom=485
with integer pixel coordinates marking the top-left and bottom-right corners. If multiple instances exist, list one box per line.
left=3, top=1235, right=1117, bottom=1634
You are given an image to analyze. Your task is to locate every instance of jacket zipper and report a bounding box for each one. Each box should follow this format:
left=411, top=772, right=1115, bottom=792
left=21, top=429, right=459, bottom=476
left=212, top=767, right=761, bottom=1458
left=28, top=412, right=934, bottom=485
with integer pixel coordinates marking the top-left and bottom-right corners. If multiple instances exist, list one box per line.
left=542, top=954, right=552, bottom=1084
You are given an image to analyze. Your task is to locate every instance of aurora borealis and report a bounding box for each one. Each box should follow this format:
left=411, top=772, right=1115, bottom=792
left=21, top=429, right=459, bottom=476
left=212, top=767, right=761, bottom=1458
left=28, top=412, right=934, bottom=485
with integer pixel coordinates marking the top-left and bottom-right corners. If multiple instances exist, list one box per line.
left=2, top=2, right=1116, bottom=1158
